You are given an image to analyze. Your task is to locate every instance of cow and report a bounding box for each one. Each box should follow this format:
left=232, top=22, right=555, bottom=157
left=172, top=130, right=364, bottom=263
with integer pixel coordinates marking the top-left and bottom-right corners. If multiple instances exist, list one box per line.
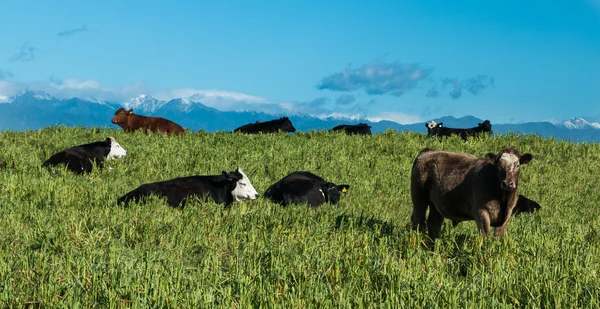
left=330, top=123, right=372, bottom=135
left=264, top=171, right=350, bottom=207
left=42, top=137, right=127, bottom=174
left=452, top=194, right=541, bottom=226
left=410, top=147, right=533, bottom=240
left=116, top=167, right=259, bottom=208
left=426, top=120, right=493, bottom=141
left=111, top=108, right=185, bottom=136
left=232, top=117, right=296, bottom=134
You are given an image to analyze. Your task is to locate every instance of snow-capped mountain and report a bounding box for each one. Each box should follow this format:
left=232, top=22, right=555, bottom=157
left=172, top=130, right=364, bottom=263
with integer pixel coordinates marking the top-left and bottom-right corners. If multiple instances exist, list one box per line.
left=559, top=117, right=600, bottom=130
left=124, top=94, right=165, bottom=112
left=0, top=90, right=598, bottom=142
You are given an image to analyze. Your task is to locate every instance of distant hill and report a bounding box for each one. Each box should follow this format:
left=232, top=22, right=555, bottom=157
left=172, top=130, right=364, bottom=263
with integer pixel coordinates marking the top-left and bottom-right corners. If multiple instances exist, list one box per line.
left=0, top=89, right=598, bottom=143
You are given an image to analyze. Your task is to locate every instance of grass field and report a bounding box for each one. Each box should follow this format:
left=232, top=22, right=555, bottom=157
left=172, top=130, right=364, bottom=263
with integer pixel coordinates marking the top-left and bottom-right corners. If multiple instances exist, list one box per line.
left=1, top=126, right=599, bottom=308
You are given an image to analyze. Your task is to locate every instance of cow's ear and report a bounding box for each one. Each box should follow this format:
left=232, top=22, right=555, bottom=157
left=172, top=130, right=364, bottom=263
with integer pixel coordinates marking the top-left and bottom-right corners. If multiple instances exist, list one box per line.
left=338, top=184, right=350, bottom=193
left=484, top=152, right=497, bottom=162
left=128, top=109, right=133, bottom=115
left=424, top=123, right=429, bottom=128
left=438, top=123, right=443, bottom=127
left=520, top=153, right=533, bottom=165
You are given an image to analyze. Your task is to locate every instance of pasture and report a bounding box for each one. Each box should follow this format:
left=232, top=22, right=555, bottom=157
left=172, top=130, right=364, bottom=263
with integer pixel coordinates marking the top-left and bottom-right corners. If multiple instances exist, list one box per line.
left=0, top=126, right=599, bottom=308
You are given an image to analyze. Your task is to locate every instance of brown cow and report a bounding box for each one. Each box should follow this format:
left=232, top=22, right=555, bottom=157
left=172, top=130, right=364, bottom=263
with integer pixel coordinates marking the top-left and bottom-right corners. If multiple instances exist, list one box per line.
left=410, top=147, right=533, bottom=240
left=111, top=108, right=185, bottom=136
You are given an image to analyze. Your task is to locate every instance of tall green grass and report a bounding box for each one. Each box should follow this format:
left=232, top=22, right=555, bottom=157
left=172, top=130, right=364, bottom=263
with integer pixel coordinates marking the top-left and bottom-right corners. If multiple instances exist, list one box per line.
left=0, top=126, right=599, bottom=308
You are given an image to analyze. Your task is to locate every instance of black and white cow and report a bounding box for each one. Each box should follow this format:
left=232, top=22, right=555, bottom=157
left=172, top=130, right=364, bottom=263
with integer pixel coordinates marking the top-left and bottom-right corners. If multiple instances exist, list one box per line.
left=233, top=117, right=296, bottom=134
left=330, top=123, right=372, bottom=135
left=264, top=171, right=350, bottom=207
left=42, top=136, right=127, bottom=174
left=426, top=120, right=493, bottom=141
left=117, top=167, right=259, bottom=208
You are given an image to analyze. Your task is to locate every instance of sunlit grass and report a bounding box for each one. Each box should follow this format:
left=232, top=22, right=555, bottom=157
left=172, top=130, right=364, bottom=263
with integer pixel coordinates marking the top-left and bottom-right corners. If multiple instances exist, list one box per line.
left=0, top=126, right=599, bottom=307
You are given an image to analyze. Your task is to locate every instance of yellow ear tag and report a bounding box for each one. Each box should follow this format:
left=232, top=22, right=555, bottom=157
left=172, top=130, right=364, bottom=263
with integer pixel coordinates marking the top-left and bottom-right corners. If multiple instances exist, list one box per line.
left=129, top=111, right=133, bottom=115
left=341, top=187, right=347, bottom=193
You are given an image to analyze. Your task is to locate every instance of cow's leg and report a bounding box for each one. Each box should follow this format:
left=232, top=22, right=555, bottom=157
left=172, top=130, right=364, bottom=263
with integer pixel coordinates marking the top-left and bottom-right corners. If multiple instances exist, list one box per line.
left=426, top=206, right=445, bottom=240
left=410, top=188, right=429, bottom=232
left=474, top=209, right=491, bottom=236
left=493, top=225, right=506, bottom=237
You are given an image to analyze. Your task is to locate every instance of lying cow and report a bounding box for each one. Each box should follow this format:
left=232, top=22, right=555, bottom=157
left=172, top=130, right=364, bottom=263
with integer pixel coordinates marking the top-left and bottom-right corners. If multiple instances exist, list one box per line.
left=330, top=123, right=372, bottom=135
left=117, top=167, right=259, bottom=208
left=233, top=117, right=296, bottom=134
left=410, top=146, right=533, bottom=239
left=452, top=194, right=541, bottom=226
left=111, top=108, right=185, bottom=136
left=264, top=171, right=350, bottom=207
left=426, top=120, right=493, bottom=141
left=42, top=137, right=127, bottom=174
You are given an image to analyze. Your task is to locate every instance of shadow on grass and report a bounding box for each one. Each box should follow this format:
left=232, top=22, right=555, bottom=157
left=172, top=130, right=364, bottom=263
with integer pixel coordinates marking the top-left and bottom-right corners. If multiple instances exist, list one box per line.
left=334, top=212, right=397, bottom=237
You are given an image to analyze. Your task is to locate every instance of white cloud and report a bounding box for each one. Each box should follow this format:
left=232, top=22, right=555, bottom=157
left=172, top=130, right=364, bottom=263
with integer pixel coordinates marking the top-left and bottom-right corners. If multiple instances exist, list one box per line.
left=50, top=79, right=102, bottom=90
left=0, top=77, right=425, bottom=124
left=366, top=112, right=422, bottom=124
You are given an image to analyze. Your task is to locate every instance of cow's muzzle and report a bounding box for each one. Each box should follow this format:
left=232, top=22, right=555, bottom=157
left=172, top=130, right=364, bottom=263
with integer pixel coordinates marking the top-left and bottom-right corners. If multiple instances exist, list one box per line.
left=501, top=180, right=516, bottom=191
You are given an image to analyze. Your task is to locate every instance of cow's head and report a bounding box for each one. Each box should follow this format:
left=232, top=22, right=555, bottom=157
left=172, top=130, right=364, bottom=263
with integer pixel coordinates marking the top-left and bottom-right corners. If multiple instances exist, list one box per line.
left=223, top=167, right=259, bottom=201
left=280, top=117, right=296, bottom=133
left=485, top=147, right=533, bottom=191
left=105, top=137, right=127, bottom=159
left=478, top=120, right=493, bottom=131
left=111, top=108, right=133, bottom=125
left=322, top=182, right=350, bottom=204
left=425, top=120, right=437, bottom=130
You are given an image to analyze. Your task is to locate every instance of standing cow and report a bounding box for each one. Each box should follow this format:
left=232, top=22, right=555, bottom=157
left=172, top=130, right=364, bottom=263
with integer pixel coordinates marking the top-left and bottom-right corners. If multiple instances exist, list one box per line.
left=410, top=147, right=533, bottom=239
left=426, top=120, right=493, bottom=140
left=111, top=108, right=185, bottom=136
left=233, top=117, right=296, bottom=134
left=264, top=171, right=350, bottom=207
left=42, top=137, right=127, bottom=174
left=117, top=167, right=259, bottom=208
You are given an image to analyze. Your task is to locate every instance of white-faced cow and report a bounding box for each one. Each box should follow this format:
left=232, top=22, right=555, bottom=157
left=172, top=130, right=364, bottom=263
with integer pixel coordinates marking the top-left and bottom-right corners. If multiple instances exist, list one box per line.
left=426, top=120, right=493, bottom=141
left=264, top=171, right=350, bottom=207
left=117, top=167, right=259, bottom=208
left=233, top=117, right=296, bottom=134
left=42, top=137, right=127, bottom=174
left=410, top=147, right=533, bottom=239
left=330, top=123, right=372, bottom=135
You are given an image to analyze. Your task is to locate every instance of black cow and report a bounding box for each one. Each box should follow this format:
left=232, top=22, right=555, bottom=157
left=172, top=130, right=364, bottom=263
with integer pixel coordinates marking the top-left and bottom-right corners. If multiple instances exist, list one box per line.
left=42, top=137, right=127, bottom=174
left=264, top=171, right=350, bottom=207
left=330, top=123, right=372, bottom=135
left=117, top=167, right=259, bottom=208
left=233, top=117, right=296, bottom=134
left=426, top=120, right=493, bottom=141
left=452, top=194, right=541, bottom=226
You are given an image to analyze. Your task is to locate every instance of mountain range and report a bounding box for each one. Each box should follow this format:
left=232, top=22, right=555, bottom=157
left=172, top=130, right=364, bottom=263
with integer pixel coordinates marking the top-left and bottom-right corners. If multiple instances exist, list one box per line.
left=0, top=89, right=598, bottom=143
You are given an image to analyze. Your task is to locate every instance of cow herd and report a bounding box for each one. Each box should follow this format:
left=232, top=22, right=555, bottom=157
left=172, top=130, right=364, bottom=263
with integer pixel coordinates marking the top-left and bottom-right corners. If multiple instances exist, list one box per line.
left=37, top=109, right=541, bottom=240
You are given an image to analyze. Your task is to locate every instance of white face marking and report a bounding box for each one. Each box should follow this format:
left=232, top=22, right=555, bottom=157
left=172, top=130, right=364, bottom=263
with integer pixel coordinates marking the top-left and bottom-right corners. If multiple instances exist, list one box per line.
left=231, top=167, right=259, bottom=201
left=499, top=152, right=519, bottom=171
left=426, top=120, right=437, bottom=129
left=318, top=188, right=325, bottom=200
left=106, top=137, right=127, bottom=160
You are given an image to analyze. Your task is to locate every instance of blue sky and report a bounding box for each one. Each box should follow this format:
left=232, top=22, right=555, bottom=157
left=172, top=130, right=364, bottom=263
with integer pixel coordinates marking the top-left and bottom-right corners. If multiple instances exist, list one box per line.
left=1, top=0, right=599, bottom=124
